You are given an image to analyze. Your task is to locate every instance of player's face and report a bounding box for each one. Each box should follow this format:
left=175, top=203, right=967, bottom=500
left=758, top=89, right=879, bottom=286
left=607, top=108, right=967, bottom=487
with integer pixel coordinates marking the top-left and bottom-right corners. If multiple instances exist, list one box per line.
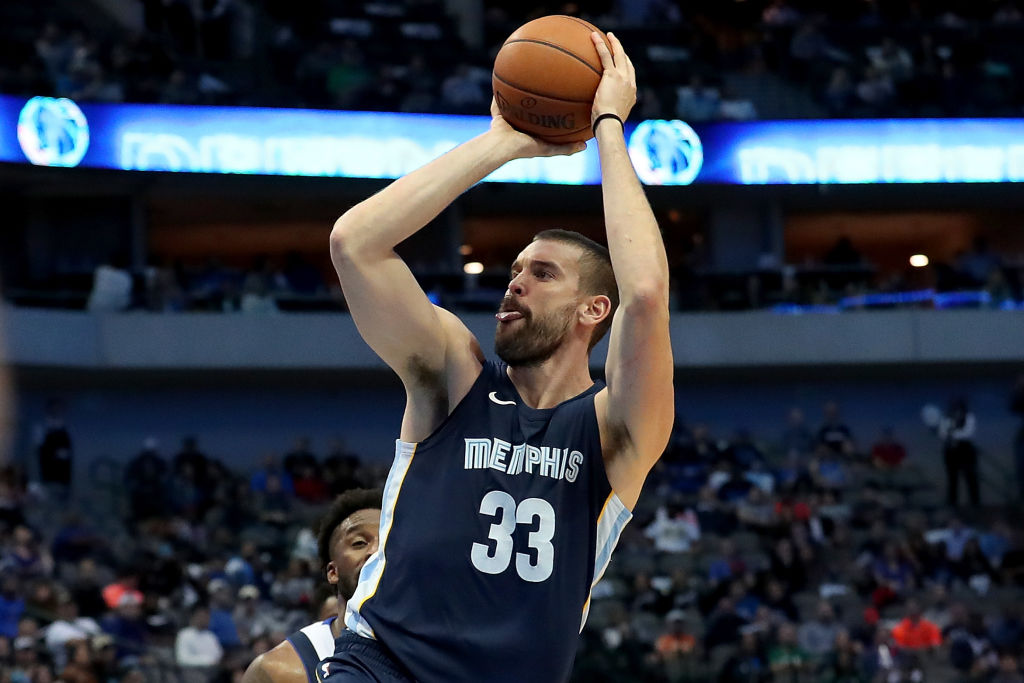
left=327, top=508, right=382, bottom=601
left=495, top=240, right=582, bottom=367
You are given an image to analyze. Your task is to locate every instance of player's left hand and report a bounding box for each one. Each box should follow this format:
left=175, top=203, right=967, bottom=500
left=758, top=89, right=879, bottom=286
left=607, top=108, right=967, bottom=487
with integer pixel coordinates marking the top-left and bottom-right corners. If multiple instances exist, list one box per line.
left=590, top=32, right=636, bottom=127
left=488, top=97, right=587, bottom=159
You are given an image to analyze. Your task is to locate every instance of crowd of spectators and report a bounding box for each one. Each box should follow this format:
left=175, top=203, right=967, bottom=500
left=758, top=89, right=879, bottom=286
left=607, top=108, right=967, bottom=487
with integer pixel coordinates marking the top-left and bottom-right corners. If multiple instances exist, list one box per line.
left=1, top=430, right=380, bottom=682
left=572, top=397, right=1024, bottom=682
left=77, top=252, right=333, bottom=314
left=2, top=393, right=1023, bottom=681
left=675, top=234, right=1024, bottom=313
left=5, top=232, right=1022, bottom=315
left=2, top=0, right=1024, bottom=121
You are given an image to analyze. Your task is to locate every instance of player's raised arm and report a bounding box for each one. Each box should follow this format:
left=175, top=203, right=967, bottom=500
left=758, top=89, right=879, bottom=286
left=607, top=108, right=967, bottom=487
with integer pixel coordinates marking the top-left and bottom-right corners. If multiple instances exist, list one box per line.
left=589, top=32, right=674, bottom=507
left=329, top=107, right=585, bottom=437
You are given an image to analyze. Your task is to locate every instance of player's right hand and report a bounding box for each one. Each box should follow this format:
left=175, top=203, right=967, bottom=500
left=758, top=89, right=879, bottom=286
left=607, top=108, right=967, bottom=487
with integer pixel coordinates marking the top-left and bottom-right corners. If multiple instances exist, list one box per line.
left=590, top=32, right=636, bottom=128
left=488, top=97, right=588, bottom=160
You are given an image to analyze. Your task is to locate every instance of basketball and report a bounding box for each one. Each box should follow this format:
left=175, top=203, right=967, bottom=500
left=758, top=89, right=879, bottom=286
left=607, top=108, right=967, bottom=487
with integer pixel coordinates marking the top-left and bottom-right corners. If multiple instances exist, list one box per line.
left=492, top=15, right=612, bottom=143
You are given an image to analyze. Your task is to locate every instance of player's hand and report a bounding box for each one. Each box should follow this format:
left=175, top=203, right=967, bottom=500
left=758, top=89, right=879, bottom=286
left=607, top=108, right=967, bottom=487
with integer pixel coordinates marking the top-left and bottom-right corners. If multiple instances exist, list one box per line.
left=488, top=97, right=587, bottom=160
left=590, top=32, right=636, bottom=128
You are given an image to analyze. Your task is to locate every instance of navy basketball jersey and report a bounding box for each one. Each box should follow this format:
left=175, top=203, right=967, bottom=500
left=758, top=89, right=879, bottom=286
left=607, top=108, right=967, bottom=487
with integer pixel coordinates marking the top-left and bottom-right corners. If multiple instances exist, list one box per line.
left=345, top=360, right=632, bottom=683
left=286, top=617, right=336, bottom=683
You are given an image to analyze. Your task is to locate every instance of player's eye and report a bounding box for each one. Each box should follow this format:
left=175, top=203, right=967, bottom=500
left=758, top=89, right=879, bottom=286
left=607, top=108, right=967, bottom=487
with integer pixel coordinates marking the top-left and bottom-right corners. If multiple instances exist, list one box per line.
left=351, top=540, right=366, bottom=548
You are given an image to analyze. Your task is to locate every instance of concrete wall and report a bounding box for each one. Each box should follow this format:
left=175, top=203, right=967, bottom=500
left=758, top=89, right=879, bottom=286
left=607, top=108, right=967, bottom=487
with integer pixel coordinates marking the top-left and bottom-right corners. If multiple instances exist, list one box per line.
left=5, top=308, right=1022, bottom=369
left=5, top=307, right=1020, bottom=501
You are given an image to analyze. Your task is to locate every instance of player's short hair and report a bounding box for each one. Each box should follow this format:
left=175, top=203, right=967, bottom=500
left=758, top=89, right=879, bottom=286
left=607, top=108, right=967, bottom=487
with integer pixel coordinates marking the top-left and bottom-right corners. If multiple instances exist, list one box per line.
left=533, top=229, right=619, bottom=350
left=316, top=488, right=383, bottom=571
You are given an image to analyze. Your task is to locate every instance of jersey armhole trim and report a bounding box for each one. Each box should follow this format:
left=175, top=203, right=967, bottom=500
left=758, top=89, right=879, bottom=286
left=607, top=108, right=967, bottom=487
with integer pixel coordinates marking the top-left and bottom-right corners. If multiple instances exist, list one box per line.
left=581, top=491, right=632, bottom=631
left=344, top=441, right=417, bottom=638
left=285, top=631, right=319, bottom=683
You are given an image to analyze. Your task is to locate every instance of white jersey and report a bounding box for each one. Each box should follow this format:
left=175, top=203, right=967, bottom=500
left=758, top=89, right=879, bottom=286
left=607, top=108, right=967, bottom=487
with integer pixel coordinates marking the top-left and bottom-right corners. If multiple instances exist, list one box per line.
left=286, top=617, right=336, bottom=683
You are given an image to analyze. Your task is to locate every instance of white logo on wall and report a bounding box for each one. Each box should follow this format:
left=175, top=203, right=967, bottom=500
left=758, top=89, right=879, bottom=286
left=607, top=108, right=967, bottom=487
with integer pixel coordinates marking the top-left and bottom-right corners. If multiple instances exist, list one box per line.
left=627, top=119, right=703, bottom=186
left=17, top=96, right=90, bottom=167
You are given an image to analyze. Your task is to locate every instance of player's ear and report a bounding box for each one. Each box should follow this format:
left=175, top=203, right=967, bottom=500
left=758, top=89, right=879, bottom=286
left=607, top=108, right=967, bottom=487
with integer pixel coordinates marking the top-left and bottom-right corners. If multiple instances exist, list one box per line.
left=579, top=295, right=611, bottom=327
left=326, top=561, right=339, bottom=585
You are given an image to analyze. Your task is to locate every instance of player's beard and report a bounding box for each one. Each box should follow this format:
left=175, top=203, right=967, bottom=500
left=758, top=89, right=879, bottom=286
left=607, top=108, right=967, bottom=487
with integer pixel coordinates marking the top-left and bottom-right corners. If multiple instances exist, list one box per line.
left=337, top=573, right=358, bottom=604
left=495, top=300, right=576, bottom=367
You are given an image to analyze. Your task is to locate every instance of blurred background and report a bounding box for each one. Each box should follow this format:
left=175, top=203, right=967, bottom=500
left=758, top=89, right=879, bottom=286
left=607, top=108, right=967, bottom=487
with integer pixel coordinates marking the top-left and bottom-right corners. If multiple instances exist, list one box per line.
left=1, top=0, right=1024, bottom=682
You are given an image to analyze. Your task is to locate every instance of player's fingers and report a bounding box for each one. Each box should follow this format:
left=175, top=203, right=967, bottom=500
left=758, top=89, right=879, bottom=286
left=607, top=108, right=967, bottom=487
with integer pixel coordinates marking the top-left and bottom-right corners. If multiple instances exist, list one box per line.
left=591, top=32, right=614, bottom=70
left=607, top=32, right=628, bottom=73
left=490, top=97, right=499, bottom=118
left=620, top=50, right=635, bottom=81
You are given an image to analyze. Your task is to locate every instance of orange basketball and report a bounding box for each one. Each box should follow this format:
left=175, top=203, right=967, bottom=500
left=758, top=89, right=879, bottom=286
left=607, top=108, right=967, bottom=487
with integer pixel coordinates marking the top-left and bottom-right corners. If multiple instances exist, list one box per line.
left=492, top=15, right=611, bottom=143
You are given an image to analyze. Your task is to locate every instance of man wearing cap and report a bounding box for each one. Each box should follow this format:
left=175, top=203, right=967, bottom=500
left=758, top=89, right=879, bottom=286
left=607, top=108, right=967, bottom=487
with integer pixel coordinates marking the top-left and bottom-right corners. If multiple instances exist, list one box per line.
left=11, top=635, right=42, bottom=680
left=243, top=488, right=382, bottom=683
left=91, top=633, right=121, bottom=680
left=234, top=584, right=283, bottom=645
left=208, top=578, right=243, bottom=652
left=100, top=590, right=147, bottom=661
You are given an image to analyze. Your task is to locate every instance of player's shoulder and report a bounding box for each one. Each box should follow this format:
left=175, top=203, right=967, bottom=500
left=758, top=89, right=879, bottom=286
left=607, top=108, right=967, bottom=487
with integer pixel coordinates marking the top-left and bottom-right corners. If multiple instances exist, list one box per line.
left=434, top=305, right=485, bottom=362
left=241, top=640, right=304, bottom=683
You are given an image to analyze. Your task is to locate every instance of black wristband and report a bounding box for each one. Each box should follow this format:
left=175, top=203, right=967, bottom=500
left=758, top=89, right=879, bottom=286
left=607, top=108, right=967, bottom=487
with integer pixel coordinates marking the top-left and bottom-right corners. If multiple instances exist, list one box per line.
left=592, top=112, right=624, bottom=134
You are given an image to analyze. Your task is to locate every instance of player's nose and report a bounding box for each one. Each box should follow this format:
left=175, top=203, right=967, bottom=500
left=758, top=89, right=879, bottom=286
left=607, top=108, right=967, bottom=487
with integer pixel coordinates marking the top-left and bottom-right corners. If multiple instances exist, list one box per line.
left=507, top=274, right=525, bottom=297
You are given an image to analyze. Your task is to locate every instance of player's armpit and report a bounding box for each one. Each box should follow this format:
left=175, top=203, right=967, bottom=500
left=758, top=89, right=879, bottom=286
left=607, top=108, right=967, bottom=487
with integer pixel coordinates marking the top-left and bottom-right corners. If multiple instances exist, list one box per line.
left=437, top=306, right=486, bottom=407
left=398, top=306, right=484, bottom=443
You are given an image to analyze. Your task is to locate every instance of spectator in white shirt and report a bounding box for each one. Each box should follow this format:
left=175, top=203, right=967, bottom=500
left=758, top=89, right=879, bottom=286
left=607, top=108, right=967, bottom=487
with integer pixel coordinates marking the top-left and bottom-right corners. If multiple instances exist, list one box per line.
left=87, top=262, right=133, bottom=312
left=175, top=605, right=223, bottom=675
left=645, top=503, right=701, bottom=553
left=44, top=597, right=100, bottom=671
left=942, top=517, right=977, bottom=563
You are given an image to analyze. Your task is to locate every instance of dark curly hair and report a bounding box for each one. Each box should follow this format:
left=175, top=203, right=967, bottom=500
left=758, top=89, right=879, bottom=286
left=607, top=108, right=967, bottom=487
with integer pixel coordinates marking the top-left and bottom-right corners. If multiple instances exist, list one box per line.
left=316, top=488, right=383, bottom=571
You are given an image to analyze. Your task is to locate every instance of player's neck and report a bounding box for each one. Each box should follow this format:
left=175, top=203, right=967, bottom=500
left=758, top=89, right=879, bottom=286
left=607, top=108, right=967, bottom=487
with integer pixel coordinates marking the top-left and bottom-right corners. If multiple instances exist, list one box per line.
left=506, top=348, right=593, bottom=410
left=331, top=612, right=344, bottom=638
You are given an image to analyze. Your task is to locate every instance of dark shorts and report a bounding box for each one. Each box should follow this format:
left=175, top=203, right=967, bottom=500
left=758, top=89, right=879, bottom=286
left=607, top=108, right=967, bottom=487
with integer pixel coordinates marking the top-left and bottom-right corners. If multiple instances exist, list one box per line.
left=319, top=630, right=415, bottom=683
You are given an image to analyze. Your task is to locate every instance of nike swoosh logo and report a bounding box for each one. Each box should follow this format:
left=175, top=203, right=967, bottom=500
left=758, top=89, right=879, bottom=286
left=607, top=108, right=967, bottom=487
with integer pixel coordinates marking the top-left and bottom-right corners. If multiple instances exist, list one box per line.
left=488, top=391, right=516, bottom=406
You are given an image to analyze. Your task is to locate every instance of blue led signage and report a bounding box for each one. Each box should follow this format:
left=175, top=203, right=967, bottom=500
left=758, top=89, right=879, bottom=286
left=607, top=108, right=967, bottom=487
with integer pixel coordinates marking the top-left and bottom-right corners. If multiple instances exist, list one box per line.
left=2, top=95, right=1022, bottom=185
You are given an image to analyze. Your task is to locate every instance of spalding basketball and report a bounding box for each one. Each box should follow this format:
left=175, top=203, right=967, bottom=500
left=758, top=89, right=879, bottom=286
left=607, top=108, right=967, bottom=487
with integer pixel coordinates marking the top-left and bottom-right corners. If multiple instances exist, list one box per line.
left=492, top=15, right=612, bottom=143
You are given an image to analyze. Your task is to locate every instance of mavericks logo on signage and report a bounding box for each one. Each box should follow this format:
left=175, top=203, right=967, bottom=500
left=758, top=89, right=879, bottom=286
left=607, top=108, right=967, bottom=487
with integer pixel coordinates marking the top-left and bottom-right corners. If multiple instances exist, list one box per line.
left=17, top=96, right=90, bottom=167
left=627, top=119, right=703, bottom=186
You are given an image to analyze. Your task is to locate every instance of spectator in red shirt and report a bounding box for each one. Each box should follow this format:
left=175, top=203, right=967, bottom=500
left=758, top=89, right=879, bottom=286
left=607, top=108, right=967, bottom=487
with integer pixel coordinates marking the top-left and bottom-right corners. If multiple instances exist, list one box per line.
left=100, top=568, right=143, bottom=611
left=656, top=611, right=697, bottom=657
left=871, top=426, right=907, bottom=469
left=291, top=464, right=328, bottom=503
left=891, top=600, right=942, bottom=651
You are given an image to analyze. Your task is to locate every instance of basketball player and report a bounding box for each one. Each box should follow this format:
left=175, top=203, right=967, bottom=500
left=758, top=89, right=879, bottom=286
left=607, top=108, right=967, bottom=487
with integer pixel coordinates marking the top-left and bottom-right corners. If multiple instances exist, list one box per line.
left=321, top=33, right=672, bottom=682
left=242, top=488, right=382, bottom=683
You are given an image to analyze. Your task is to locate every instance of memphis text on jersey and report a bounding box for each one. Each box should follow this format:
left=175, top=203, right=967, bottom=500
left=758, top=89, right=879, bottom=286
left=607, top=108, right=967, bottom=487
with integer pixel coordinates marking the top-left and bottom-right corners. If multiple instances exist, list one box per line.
left=464, top=438, right=584, bottom=482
